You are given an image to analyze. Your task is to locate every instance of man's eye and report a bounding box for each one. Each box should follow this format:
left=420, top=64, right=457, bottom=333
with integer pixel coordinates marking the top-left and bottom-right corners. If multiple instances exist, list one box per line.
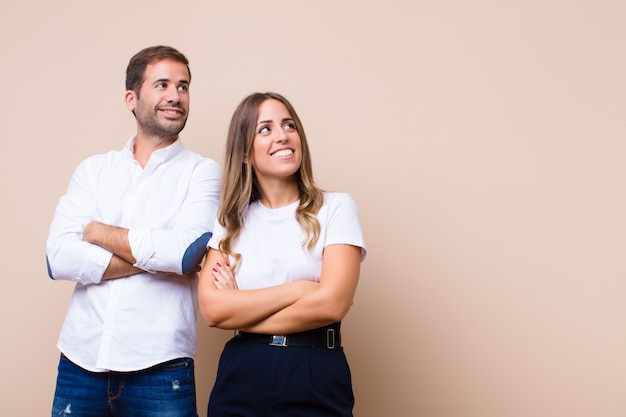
left=178, top=85, right=188, bottom=92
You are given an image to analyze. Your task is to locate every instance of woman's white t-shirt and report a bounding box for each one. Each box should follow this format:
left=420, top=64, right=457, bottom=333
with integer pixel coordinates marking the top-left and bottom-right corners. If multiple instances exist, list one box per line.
left=208, top=192, right=367, bottom=290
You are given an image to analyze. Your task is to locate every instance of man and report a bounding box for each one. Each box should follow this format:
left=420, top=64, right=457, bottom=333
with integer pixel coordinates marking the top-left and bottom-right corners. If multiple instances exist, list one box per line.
left=47, top=45, right=220, bottom=417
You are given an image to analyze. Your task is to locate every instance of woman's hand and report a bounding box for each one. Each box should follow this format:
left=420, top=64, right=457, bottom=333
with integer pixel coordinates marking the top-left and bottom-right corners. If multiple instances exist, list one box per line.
left=210, top=261, right=239, bottom=290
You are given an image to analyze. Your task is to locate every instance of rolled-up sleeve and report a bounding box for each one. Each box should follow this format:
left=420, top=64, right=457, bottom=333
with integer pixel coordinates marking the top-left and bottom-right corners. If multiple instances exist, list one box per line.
left=129, top=158, right=221, bottom=274
left=46, top=156, right=113, bottom=285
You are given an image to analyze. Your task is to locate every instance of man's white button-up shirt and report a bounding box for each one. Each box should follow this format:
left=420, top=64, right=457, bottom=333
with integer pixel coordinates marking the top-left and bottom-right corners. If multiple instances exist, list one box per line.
left=46, top=136, right=221, bottom=372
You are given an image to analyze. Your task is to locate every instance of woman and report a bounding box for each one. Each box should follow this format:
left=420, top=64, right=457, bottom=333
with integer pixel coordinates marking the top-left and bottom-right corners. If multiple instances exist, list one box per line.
left=199, top=92, right=366, bottom=417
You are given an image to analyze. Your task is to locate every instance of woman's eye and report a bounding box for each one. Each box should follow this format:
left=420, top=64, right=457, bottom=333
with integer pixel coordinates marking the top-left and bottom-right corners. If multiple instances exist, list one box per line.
left=284, top=122, right=296, bottom=131
left=258, top=126, right=270, bottom=134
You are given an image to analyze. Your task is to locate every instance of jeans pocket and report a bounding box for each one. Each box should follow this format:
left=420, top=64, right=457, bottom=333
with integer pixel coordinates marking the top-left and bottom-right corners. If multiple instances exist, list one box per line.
left=154, top=357, right=194, bottom=371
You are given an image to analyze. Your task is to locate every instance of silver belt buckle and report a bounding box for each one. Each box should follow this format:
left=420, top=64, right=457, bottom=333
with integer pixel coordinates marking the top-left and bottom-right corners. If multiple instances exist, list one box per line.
left=270, top=335, right=288, bottom=347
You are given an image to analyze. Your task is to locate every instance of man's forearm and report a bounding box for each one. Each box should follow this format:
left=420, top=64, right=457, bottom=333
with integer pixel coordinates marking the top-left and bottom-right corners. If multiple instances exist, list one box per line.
left=83, top=221, right=136, bottom=264
left=102, top=254, right=144, bottom=281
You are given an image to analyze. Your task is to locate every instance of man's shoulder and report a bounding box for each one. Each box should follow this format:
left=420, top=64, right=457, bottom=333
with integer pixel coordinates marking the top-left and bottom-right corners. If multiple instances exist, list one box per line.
left=177, top=147, right=221, bottom=170
left=79, top=149, right=125, bottom=168
left=77, top=148, right=124, bottom=168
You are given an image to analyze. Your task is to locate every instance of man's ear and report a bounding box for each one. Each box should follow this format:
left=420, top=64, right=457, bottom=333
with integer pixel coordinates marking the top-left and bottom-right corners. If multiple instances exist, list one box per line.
left=125, top=90, right=137, bottom=112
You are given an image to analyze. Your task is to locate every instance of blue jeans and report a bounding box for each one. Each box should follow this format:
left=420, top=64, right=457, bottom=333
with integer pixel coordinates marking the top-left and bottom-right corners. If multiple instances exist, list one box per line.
left=51, top=354, right=198, bottom=417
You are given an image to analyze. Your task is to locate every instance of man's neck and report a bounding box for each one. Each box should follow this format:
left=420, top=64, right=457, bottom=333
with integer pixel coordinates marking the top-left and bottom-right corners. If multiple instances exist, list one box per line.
left=133, top=134, right=177, bottom=168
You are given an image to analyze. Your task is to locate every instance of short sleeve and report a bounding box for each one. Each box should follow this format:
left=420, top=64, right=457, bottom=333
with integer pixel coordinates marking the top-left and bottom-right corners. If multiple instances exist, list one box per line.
left=323, top=193, right=367, bottom=261
left=207, top=218, right=226, bottom=250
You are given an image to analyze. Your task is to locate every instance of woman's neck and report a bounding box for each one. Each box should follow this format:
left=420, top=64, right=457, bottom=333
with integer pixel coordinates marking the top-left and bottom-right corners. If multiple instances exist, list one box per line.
left=258, top=179, right=299, bottom=209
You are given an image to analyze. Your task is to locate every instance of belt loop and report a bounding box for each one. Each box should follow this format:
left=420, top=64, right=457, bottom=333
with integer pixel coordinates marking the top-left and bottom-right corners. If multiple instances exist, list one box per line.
left=326, top=328, right=335, bottom=349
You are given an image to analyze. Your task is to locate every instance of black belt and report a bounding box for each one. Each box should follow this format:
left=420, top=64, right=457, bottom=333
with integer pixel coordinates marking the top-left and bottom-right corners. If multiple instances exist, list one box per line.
left=237, top=324, right=341, bottom=349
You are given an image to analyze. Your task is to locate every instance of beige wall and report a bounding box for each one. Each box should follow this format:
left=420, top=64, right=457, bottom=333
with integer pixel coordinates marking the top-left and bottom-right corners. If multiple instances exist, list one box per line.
left=2, top=1, right=625, bottom=415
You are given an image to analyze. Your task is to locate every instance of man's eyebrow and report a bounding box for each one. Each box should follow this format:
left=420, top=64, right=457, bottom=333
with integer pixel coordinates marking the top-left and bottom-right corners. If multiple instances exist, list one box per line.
left=152, top=78, right=190, bottom=85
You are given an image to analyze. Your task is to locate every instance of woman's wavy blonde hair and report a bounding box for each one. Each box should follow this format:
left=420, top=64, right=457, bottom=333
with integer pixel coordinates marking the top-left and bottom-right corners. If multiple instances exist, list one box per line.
left=217, top=92, right=324, bottom=270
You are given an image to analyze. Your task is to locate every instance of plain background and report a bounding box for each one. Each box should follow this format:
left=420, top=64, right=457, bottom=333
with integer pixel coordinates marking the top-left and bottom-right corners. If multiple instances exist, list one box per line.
left=1, top=1, right=625, bottom=416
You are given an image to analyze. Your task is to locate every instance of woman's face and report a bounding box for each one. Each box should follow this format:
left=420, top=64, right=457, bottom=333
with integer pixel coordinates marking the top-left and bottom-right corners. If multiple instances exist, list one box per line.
left=250, top=99, right=302, bottom=183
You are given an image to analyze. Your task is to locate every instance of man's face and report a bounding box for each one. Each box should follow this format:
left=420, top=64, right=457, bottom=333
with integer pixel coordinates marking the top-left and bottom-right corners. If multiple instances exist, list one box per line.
left=127, top=58, right=190, bottom=140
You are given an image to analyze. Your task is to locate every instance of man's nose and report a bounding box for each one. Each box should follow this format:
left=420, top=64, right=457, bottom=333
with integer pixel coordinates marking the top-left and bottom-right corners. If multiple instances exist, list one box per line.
left=165, top=86, right=181, bottom=103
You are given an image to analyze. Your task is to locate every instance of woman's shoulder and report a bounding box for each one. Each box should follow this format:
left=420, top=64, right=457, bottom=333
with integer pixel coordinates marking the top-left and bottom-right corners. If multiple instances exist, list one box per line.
left=320, top=192, right=361, bottom=217
left=322, top=191, right=357, bottom=206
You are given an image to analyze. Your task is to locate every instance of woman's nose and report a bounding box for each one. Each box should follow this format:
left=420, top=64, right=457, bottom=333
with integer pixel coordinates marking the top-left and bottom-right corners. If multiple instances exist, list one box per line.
left=275, top=128, right=288, bottom=142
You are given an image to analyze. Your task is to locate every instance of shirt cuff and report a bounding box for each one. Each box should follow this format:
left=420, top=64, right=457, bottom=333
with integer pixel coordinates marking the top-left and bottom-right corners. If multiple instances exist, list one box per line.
left=128, top=228, right=157, bottom=273
left=76, top=244, right=113, bottom=284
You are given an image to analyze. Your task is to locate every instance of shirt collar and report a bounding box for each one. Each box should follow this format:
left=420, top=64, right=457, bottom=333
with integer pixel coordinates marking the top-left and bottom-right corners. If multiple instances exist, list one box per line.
left=124, top=135, right=184, bottom=165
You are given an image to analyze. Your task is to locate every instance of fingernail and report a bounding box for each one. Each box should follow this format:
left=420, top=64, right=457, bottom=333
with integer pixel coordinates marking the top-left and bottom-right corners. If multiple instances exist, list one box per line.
left=216, top=262, right=222, bottom=267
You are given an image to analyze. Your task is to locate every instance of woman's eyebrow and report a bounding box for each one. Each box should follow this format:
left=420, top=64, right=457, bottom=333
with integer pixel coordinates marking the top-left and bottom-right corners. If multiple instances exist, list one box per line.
left=256, top=117, right=293, bottom=126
